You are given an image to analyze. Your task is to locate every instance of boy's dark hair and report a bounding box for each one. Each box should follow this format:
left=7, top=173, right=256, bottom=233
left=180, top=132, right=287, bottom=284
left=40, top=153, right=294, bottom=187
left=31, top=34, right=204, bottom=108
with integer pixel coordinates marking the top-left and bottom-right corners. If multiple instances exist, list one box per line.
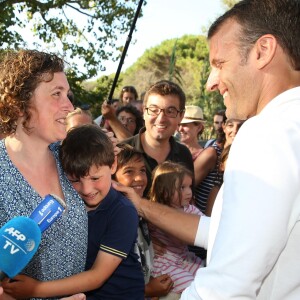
left=112, top=144, right=145, bottom=180
left=60, top=124, right=115, bottom=178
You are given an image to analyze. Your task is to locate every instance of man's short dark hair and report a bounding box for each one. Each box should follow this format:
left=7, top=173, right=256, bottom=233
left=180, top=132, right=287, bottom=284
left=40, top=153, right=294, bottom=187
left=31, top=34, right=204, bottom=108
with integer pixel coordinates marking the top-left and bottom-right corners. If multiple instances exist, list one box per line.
left=208, top=0, right=300, bottom=70
left=144, top=80, right=186, bottom=111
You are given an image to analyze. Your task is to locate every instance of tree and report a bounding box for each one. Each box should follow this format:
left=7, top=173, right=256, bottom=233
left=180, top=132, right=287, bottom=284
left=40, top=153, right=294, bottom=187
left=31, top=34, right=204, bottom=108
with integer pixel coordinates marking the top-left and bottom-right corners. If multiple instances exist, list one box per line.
left=0, top=0, right=146, bottom=81
left=99, top=34, right=224, bottom=128
left=198, top=54, right=224, bottom=139
left=222, top=0, right=240, bottom=9
left=168, top=39, right=183, bottom=84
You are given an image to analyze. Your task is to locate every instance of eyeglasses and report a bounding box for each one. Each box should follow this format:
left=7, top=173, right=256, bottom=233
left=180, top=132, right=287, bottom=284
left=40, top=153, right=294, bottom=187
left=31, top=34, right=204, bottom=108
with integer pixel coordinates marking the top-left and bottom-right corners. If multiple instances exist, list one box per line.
left=145, top=106, right=184, bottom=118
left=118, top=116, right=136, bottom=124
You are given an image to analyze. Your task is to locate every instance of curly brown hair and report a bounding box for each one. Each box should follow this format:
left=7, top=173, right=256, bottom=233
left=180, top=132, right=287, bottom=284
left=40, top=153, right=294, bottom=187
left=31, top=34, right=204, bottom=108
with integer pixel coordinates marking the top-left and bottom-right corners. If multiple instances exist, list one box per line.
left=0, top=50, right=65, bottom=134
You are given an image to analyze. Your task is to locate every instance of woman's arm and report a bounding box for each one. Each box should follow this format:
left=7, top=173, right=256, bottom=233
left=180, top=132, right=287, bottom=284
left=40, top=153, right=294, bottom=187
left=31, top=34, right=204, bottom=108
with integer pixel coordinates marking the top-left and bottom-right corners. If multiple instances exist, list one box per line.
left=193, top=147, right=217, bottom=185
left=205, top=185, right=221, bottom=216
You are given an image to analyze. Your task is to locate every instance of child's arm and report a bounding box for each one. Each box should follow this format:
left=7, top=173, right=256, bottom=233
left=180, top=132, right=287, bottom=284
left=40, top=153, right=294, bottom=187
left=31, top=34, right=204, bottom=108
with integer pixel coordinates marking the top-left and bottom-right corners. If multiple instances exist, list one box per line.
left=3, top=251, right=122, bottom=298
left=0, top=286, right=15, bottom=300
left=145, top=275, right=173, bottom=297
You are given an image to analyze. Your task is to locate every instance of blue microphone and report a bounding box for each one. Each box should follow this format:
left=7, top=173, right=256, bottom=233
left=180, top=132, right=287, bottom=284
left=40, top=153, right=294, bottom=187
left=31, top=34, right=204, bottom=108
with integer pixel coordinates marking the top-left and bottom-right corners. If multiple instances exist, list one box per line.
left=0, top=216, right=41, bottom=280
left=29, top=194, right=66, bottom=233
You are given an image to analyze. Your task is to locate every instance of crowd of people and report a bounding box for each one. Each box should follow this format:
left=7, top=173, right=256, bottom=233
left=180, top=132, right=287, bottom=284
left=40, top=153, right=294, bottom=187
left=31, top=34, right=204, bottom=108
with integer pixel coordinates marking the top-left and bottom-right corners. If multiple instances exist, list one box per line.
left=1, top=0, right=300, bottom=299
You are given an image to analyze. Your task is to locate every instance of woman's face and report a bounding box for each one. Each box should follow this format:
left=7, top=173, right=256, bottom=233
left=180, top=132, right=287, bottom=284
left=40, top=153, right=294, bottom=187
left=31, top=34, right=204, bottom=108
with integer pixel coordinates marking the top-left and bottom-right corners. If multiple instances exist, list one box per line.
left=117, top=111, right=137, bottom=135
left=223, top=119, right=244, bottom=145
left=178, top=122, right=203, bottom=144
left=28, top=72, right=74, bottom=143
left=122, top=92, right=136, bottom=105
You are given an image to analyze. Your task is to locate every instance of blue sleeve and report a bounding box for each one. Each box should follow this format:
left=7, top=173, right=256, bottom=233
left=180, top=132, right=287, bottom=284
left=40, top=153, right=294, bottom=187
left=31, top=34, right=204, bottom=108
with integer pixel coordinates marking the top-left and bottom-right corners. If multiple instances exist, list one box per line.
left=100, top=203, right=138, bottom=259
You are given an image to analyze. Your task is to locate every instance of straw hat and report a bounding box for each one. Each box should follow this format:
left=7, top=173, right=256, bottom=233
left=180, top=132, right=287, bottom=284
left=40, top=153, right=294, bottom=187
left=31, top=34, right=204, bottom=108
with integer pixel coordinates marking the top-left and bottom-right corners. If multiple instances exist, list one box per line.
left=180, top=105, right=205, bottom=124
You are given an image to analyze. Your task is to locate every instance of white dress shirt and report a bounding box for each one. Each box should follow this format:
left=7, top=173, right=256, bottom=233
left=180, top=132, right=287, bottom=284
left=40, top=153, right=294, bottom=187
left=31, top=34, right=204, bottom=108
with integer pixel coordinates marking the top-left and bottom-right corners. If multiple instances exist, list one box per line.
left=181, top=87, right=300, bottom=299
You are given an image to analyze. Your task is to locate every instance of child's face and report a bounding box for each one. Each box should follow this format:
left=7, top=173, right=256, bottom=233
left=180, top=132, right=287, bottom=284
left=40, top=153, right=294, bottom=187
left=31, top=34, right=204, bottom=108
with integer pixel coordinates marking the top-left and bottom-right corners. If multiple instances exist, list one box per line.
left=172, top=175, right=193, bottom=208
left=68, top=163, right=117, bottom=210
left=115, top=157, right=147, bottom=197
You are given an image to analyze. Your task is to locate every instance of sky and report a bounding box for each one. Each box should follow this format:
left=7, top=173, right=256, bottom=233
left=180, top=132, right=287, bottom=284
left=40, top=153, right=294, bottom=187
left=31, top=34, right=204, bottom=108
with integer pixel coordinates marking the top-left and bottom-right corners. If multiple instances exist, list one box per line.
left=100, top=0, right=225, bottom=76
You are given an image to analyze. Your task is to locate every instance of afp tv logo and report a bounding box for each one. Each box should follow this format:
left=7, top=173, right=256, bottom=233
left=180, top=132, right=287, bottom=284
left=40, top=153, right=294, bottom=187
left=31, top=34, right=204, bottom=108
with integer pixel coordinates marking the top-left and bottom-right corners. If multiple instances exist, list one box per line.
left=2, top=226, right=37, bottom=254
left=0, top=216, right=41, bottom=259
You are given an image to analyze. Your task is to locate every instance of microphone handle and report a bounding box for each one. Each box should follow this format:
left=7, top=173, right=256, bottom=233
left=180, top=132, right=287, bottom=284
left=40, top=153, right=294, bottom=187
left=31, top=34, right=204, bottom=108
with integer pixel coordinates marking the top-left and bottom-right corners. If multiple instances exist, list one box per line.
left=30, top=194, right=66, bottom=233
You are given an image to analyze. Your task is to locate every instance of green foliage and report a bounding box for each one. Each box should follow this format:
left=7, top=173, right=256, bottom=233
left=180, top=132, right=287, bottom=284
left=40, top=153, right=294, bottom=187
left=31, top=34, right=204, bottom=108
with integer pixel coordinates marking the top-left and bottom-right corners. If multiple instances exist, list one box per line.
left=0, top=0, right=145, bottom=81
left=198, top=54, right=224, bottom=139
left=94, top=34, right=225, bottom=127
left=0, top=0, right=148, bottom=118
left=222, top=0, right=240, bottom=9
left=0, top=2, right=226, bottom=124
left=168, top=39, right=183, bottom=84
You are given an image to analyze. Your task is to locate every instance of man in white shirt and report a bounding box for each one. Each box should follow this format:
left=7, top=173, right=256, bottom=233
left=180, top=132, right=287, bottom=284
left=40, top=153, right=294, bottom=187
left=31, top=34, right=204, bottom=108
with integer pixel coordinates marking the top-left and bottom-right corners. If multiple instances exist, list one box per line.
left=114, top=0, right=300, bottom=299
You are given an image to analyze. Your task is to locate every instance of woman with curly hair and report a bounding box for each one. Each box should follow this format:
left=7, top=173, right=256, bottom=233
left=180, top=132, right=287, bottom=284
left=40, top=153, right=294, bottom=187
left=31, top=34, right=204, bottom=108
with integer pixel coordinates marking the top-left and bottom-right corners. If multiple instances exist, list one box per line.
left=0, top=50, right=87, bottom=300
left=116, top=104, right=144, bottom=136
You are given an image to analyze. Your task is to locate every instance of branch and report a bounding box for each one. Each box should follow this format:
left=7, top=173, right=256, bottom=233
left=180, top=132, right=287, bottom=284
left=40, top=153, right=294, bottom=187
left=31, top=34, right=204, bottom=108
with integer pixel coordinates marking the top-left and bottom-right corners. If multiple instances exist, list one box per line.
left=65, top=3, right=94, bottom=18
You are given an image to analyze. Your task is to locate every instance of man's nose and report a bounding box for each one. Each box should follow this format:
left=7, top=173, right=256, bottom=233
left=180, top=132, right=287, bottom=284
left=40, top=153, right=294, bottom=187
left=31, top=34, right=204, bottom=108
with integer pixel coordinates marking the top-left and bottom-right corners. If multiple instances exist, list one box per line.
left=206, top=68, right=219, bottom=92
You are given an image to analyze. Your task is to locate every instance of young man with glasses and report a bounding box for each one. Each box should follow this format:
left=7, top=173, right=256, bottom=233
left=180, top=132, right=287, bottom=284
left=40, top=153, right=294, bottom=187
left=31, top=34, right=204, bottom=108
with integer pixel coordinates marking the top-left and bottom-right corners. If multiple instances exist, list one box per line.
left=120, top=80, right=194, bottom=195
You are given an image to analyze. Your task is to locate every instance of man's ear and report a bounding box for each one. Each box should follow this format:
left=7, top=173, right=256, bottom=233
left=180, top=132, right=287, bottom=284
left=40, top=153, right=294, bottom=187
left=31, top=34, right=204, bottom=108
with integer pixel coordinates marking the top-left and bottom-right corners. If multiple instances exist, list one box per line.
left=255, top=34, right=277, bottom=69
